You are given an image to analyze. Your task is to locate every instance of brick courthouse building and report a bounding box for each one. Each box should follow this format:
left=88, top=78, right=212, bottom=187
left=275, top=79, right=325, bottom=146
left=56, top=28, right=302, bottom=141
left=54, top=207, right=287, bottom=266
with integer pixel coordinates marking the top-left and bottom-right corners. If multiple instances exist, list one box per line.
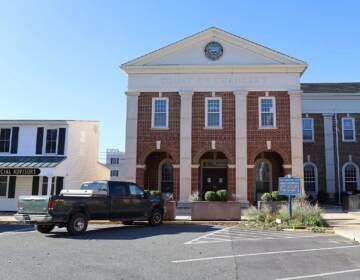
left=120, top=27, right=360, bottom=206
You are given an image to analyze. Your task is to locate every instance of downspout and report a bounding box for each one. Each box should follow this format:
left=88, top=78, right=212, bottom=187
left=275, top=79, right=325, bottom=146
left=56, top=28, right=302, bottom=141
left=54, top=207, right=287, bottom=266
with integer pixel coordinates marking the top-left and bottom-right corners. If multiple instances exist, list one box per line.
left=335, top=112, right=341, bottom=205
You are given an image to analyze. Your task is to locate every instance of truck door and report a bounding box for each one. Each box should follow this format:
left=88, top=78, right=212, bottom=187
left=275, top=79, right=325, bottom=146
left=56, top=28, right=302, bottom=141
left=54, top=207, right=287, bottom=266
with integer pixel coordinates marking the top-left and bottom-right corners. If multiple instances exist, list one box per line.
left=109, top=182, right=131, bottom=219
left=128, top=183, right=151, bottom=218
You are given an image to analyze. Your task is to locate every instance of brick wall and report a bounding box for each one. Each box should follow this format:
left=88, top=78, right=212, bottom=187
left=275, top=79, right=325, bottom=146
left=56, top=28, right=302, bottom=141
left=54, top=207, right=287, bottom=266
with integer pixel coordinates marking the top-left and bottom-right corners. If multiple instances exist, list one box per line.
left=302, top=114, right=326, bottom=193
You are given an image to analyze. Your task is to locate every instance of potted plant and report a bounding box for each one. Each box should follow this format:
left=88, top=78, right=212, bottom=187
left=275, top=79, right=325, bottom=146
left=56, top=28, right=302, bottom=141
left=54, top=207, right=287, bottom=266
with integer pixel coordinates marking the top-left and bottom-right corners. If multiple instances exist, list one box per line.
left=145, top=190, right=176, bottom=220
left=191, top=189, right=241, bottom=221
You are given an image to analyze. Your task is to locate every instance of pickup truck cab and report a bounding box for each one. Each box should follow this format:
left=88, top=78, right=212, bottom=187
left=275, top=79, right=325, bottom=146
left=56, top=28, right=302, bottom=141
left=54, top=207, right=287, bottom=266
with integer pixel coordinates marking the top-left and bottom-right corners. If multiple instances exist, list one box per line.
left=15, top=181, right=164, bottom=235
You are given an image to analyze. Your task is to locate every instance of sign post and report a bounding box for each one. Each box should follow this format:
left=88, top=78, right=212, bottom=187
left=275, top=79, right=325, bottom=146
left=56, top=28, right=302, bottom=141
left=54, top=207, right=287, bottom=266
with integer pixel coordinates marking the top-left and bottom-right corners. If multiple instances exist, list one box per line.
left=279, top=176, right=301, bottom=220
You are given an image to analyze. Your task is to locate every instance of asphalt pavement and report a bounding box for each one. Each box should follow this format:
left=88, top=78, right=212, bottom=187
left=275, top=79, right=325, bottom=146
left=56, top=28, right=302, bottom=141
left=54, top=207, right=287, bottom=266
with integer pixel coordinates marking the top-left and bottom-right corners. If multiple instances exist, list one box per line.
left=1, top=223, right=360, bottom=280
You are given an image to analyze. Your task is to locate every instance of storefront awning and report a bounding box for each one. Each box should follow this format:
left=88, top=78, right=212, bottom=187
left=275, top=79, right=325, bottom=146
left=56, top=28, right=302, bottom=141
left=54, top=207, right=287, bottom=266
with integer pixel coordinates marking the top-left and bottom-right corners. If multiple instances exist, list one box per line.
left=0, top=156, right=66, bottom=168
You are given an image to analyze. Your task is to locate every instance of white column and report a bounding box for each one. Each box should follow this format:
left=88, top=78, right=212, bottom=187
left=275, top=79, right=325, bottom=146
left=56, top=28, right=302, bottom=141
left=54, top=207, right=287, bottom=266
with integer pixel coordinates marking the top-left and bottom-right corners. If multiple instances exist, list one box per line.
left=289, top=91, right=305, bottom=193
left=234, top=91, right=248, bottom=206
left=47, top=176, right=53, bottom=196
left=124, top=91, right=140, bottom=182
left=179, top=91, right=193, bottom=202
left=323, top=113, right=336, bottom=196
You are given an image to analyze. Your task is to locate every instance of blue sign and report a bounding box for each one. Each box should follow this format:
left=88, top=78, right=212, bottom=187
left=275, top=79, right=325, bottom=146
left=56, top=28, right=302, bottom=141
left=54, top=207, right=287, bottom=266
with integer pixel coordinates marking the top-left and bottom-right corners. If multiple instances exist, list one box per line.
left=278, top=176, right=301, bottom=196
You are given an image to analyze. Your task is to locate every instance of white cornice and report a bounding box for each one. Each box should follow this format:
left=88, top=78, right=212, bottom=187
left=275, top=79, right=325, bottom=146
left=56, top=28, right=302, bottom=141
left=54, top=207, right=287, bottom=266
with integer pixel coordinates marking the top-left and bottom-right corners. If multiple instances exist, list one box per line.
left=302, top=92, right=360, bottom=99
left=123, top=64, right=306, bottom=75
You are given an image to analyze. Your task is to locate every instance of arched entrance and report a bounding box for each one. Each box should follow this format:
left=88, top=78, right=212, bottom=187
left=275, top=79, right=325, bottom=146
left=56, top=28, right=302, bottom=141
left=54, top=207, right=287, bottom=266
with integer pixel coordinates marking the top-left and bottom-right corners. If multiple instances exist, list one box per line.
left=144, top=151, right=174, bottom=196
left=254, top=152, right=284, bottom=201
left=159, top=160, right=173, bottom=194
left=199, top=151, right=228, bottom=199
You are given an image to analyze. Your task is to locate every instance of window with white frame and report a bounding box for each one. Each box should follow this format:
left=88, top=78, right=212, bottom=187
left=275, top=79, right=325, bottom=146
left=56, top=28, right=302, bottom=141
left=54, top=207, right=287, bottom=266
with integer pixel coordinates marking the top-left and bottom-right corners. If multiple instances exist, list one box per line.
left=0, top=128, right=11, bottom=153
left=110, top=158, right=119, bottom=165
left=302, top=118, right=314, bottom=142
left=259, top=97, right=276, bottom=128
left=0, top=176, right=8, bottom=196
left=342, top=117, right=356, bottom=142
left=45, top=129, right=58, bottom=154
left=111, top=170, right=119, bottom=177
left=304, top=162, right=318, bottom=193
left=152, top=98, right=168, bottom=129
left=343, top=162, right=359, bottom=192
left=205, top=97, right=222, bottom=128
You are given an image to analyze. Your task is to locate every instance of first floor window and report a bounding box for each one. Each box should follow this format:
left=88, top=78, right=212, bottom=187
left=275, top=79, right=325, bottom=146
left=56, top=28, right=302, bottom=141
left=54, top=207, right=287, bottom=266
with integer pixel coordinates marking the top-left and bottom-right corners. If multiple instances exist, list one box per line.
left=205, top=97, right=222, bottom=128
left=46, top=129, right=58, bottom=153
left=152, top=98, right=168, bottom=128
left=0, top=176, right=7, bottom=196
left=304, top=163, right=317, bottom=193
left=303, top=118, right=314, bottom=142
left=111, top=170, right=119, bottom=177
left=343, top=162, right=359, bottom=192
left=259, top=97, right=276, bottom=128
left=42, top=177, right=48, bottom=195
left=0, top=128, right=11, bottom=153
left=342, top=117, right=356, bottom=142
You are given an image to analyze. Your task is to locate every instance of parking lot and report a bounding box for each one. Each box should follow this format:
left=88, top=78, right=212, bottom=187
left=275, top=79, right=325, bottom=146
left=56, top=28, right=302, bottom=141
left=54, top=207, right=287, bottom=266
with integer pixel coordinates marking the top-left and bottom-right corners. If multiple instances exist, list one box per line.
left=1, top=223, right=360, bottom=280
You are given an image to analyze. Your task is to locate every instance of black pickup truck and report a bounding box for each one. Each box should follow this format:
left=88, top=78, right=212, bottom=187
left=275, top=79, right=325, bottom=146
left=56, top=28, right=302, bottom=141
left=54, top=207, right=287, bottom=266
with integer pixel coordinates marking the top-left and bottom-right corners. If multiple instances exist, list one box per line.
left=15, top=181, right=164, bottom=235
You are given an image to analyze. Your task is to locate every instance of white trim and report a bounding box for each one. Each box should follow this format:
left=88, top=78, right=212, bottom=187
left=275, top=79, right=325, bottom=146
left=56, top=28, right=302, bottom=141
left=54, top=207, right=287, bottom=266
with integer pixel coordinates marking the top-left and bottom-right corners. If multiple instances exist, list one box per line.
left=303, top=162, right=319, bottom=194
left=302, top=118, right=314, bottom=142
left=151, top=97, right=169, bottom=129
left=342, top=161, right=360, bottom=192
left=342, top=117, right=356, bottom=142
left=205, top=97, right=222, bottom=129
left=258, top=96, right=277, bottom=129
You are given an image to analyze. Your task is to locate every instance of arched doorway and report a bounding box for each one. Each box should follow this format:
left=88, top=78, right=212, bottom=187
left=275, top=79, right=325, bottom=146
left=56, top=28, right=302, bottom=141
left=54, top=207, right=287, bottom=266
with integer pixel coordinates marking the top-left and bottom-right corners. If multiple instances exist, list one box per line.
left=255, top=159, right=272, bottom=201
left=159, top=160, right=173, bottom=194
left=199, top=151, right=228, bottom=199
left=254, top=151, right=284, bottom=202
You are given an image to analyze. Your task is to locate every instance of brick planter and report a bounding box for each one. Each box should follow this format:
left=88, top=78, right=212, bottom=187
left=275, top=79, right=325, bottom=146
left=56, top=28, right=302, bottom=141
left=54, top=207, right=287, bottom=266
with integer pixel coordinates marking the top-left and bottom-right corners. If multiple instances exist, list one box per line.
left=191, top=201, right=241, bottom=221
left=257, top=201, right=288, bottom=212
left=163, top=201, right=176, bottom=220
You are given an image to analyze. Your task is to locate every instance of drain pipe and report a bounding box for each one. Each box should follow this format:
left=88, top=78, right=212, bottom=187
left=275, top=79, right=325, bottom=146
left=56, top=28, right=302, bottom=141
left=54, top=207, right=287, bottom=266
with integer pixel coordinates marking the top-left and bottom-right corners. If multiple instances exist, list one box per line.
left=335, top=112, right=341, bottom=205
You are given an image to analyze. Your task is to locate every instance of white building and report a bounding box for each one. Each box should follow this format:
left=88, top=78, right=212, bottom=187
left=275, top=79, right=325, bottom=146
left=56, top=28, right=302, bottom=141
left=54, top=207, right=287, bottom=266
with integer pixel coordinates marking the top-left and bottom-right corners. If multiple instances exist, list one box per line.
left=0, top=120, right=110, bottom=211
left=106, top=149, right=125, bottom=180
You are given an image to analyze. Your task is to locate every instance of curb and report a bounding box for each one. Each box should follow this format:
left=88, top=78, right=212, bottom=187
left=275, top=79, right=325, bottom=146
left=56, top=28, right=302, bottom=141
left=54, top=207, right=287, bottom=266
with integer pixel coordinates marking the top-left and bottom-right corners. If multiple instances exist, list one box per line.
left=333, top=228, right=360, bottom=243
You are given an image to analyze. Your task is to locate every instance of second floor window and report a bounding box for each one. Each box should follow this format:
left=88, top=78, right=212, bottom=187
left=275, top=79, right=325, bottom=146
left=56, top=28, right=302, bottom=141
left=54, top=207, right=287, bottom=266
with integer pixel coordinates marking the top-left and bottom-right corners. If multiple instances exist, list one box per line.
left=259, top=97, right=276, bottom=128
left=342, top=117, right=356, bottom=142
left=302, top=118, right=314, bottom=142
left=205, top=97, right=222, bottom=128
left=152, top=98, right=168, bottom=129
left=0, top=128, right=11, bottom=153
left=46, top=129, right=58, bottom=153
left=110, top=158, right=119, bottom=164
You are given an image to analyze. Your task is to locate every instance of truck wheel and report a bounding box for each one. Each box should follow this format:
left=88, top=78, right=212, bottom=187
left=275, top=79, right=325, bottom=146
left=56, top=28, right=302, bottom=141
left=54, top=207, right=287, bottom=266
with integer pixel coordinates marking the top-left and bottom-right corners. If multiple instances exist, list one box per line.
left=67, top=213, right=88, bottom=235
left=148, top=209, right=163, bottom=226
left=122, top=221, right=134, bottom=225
left=35, top=224, right=55, bottom=234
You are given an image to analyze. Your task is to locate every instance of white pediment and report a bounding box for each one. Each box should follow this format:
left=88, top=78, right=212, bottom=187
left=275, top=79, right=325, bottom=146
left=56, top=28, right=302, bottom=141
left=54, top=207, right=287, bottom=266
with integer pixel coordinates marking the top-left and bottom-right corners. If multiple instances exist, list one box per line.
left=121, top=27, right=307, bottom=75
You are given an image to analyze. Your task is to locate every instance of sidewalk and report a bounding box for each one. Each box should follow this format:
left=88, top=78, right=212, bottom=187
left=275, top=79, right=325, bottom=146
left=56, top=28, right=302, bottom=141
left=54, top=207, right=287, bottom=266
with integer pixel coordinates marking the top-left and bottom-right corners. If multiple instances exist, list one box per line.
left=322, top=208, right=360, bottom=242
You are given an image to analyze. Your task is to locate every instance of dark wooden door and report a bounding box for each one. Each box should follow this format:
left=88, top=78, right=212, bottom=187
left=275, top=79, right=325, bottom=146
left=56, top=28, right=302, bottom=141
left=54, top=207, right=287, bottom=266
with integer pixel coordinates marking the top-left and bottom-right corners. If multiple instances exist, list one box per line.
left=202, top=168, right=227, bottom=198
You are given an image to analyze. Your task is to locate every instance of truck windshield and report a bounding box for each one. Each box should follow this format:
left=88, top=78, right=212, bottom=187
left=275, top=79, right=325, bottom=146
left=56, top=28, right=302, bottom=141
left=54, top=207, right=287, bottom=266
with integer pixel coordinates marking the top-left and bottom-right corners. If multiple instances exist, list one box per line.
left=80, top=182, right=108, bottom=192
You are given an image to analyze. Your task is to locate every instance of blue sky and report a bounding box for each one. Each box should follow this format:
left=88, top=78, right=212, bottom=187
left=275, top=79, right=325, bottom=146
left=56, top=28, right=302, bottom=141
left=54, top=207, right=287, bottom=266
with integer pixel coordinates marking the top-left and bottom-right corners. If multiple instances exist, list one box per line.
left=0, top=1, right=359, bottom=159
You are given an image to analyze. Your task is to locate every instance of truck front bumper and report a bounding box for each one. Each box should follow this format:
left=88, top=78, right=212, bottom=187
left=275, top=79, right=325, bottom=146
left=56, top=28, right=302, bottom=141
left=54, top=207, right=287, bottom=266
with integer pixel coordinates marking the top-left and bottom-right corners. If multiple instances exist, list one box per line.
left=14, top=214, right=53, bottom=224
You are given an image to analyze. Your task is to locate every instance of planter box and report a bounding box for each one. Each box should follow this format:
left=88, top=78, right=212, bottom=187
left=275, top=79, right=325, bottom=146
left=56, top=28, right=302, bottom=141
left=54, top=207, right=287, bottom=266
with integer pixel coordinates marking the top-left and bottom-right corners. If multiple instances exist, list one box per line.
left=257, top=201, right=287, bottom=212
left=191, top=201, right=241, bottom=221
left=163, top=201, right=176, bottom=220
left=343, top=194, right=360, bottom=211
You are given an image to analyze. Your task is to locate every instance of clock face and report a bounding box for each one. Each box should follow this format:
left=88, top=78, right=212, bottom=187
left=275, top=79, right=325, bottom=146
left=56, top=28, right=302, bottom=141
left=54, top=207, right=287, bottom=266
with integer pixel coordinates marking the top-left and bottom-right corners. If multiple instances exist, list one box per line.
left=204, top=41, right=223, bottom=60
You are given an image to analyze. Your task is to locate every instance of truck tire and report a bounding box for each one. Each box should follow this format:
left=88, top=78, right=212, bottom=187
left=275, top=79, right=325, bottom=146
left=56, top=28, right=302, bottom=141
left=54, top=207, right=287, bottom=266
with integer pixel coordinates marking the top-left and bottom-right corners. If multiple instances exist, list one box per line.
left=35, top=224, right=55, bottom=234
left=67, top=213, right=88, bottom=235
left=148, top=208, right=163, bottom=226
left=122, top=221, right=134, bottom=225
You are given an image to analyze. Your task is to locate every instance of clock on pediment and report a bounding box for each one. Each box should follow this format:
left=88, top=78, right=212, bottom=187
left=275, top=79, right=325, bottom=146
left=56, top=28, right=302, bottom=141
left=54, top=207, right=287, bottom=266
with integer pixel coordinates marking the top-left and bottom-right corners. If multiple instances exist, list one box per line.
left=204, top=41, right=223, bottom=60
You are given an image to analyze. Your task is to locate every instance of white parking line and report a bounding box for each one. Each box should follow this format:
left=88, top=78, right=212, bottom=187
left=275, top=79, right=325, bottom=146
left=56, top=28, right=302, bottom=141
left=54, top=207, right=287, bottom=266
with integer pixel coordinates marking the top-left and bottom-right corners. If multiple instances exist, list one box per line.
left=276, top=267, right=360, bottom=279
left=185, top=226, right=331, bottom=245
left=172, top=245, right=359, bottom=263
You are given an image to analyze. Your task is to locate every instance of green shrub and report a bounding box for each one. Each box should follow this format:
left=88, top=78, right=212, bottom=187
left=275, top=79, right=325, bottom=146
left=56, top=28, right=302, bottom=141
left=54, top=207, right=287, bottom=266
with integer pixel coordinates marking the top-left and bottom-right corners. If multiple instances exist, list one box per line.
left=204, top=191, right=218, bottom=201
left=261, top=192, right=272, bottom=202
left=149, top=190, right=161, bottom=196
left=271, top=191, right=286, bottom=201
left=216, top=189, right=228, bottom=201
left=243, top=206, right=259, bottom=221
left=191, top=191, right=201, bottom=201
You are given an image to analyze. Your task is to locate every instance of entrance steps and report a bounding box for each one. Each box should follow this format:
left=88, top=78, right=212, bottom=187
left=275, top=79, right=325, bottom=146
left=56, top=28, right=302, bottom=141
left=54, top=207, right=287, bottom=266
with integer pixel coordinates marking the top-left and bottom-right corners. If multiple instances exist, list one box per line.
left=176, top=202, right=192, bottom=216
